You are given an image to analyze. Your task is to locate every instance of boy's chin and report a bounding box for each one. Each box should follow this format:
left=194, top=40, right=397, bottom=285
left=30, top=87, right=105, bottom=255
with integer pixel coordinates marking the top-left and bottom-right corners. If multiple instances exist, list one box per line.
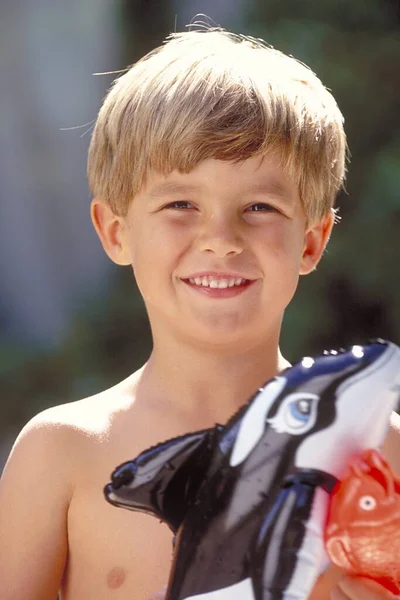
left=182, top=322, right=274, bottom=353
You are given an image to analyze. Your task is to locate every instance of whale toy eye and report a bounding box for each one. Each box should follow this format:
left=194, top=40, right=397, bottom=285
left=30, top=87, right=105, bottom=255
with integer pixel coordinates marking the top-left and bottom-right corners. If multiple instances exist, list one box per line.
left=267, top=393, right=319, bottom=435
left=359, top=495, right=377, bottom=511
left=287, top=398, right=312, bottom=426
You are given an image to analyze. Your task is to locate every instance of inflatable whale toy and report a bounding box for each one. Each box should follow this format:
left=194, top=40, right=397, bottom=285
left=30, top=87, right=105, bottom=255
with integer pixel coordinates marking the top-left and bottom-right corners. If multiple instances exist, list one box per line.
left=104, top=340, right=400, bottom=600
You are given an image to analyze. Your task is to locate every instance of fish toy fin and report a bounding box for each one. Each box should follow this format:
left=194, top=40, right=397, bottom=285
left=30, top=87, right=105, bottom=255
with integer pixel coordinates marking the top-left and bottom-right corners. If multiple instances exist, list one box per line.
left=357, top=448, right=400, bottom=496
left=104, top=427, right=219, bottom=532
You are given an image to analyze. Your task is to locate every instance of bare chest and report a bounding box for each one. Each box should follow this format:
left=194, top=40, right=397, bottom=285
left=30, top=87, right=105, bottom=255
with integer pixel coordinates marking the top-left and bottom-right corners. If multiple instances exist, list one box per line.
left=59, top=410, right=182, bottom=600
left=62, top=465, right=173, bottom=600
left=63, top=481, right=339, bottom=600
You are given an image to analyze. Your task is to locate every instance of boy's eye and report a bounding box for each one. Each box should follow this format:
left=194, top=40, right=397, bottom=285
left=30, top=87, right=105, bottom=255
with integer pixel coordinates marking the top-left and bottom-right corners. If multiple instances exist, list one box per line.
left=165, top=201, right=193, bottom=210
left=162, top=201, right=280, bottom=214
left=247, top=203, right=278, bottom=212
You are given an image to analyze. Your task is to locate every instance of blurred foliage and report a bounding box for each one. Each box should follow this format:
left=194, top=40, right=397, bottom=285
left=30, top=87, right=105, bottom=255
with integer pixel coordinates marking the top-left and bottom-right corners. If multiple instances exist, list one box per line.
left=1, top=0, right=399, bottom=450
left=1, top=270, right=152, bottom=437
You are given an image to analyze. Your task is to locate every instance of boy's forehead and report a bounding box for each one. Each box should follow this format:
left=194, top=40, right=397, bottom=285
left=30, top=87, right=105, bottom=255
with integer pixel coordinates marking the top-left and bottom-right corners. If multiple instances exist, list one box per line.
left=141, top=156, right=298, bottom=203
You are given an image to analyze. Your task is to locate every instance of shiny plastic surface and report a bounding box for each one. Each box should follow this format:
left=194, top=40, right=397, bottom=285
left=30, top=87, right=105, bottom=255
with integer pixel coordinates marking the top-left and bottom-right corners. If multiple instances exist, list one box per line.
left=104, top=341, right=400, bottom=600
left=325, top=448, right=400, bottom=595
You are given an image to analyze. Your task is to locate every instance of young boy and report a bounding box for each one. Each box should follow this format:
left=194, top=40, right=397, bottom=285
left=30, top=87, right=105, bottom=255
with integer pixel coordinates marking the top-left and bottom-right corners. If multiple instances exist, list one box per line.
left=1, top=29, right=399, bottom=600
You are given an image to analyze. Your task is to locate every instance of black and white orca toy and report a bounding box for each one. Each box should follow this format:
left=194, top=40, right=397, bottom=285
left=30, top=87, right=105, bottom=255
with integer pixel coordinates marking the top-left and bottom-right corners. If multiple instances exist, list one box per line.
left=104, top=341, right=400, bottom=600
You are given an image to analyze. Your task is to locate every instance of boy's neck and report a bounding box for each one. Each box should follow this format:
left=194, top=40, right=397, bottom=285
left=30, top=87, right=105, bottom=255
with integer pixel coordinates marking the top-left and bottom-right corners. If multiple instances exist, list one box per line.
left=132, top=335, right=290, bottom=429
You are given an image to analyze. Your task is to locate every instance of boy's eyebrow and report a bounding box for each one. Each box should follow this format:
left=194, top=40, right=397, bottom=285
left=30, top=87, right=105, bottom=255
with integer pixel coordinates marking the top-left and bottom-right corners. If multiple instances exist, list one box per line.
left=245, top=181, right=294, bottom=203
left=146, top=180, right=294, bottom=202
left=146, top=182, right=203, bottom=198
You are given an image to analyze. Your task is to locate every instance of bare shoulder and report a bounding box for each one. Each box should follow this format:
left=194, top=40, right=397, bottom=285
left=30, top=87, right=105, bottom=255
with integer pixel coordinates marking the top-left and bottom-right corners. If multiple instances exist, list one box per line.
left=32, top=366, right=143, bottom=434
left=3, top=367, right=144, bottom=488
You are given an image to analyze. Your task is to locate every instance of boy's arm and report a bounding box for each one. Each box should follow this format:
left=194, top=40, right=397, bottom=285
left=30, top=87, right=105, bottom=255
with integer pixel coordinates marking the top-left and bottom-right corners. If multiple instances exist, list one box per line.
left=0, top=413, right=75, bottom=600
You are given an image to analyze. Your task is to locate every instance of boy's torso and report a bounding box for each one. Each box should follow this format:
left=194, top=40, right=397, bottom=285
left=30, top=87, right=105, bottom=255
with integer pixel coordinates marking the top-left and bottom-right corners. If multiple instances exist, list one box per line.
left=59, top=376, right=397, bottom=600
left=58, top=378, right=184, bottom=600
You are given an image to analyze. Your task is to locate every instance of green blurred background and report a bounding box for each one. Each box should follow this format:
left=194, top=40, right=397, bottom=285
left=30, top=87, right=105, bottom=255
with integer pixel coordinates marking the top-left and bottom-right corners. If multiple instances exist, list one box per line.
left=1, top=0, right=399, bottom=468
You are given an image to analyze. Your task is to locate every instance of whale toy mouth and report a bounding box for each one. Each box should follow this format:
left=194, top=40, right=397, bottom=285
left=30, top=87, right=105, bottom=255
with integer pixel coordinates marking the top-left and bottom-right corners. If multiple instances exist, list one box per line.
left=110, top=462, right=137, bottom=489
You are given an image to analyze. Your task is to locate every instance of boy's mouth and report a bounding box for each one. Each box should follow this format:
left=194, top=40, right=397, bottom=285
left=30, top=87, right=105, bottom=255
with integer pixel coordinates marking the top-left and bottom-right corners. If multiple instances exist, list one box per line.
left=181, top=274, right=256, bottom=298
left=185, top=276, right=250, bottom=289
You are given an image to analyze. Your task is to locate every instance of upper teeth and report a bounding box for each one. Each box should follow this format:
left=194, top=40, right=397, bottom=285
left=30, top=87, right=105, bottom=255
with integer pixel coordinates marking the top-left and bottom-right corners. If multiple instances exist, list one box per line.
left=188, top=277, right=247, bottom=288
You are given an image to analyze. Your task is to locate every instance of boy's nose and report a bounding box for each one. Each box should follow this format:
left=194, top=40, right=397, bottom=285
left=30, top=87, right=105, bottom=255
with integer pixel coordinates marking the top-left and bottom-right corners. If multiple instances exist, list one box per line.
left=197, top=221, right=243, bottom=257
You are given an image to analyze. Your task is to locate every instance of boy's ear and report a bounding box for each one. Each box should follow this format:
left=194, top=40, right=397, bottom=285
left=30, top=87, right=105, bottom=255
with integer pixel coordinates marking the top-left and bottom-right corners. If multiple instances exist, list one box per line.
left=299, top=209, right=335, bottom=275
left=90, top=199, right=131, bottom=266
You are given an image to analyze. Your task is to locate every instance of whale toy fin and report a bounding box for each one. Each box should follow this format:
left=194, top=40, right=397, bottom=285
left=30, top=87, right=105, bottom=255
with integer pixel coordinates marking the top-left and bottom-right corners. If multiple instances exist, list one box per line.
left=104, top=427, right=218, bottom=532
left=251, top=475, right=331, bottom=600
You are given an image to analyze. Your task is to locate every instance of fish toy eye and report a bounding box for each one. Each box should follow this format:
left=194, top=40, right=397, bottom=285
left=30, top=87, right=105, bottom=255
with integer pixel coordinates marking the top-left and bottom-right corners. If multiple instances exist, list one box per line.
left=267, top=393, right=319, bottom=435
left=358, top=495, right=377, bottom=511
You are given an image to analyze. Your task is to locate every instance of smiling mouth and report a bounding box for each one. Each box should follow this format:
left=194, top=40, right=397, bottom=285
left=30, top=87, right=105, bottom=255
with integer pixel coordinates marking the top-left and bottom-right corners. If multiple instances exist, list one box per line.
left=181, top=278, right=255, bottom=298
left=186, top=276, right=250, bottom=289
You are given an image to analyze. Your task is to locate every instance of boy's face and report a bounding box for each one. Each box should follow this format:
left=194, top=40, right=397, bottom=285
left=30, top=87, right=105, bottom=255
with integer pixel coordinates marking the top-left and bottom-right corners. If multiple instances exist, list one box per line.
left=92, top=156, right=333, bottom=351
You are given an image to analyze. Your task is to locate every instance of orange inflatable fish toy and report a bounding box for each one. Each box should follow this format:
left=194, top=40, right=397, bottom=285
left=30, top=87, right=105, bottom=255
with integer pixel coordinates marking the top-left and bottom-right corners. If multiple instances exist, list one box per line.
left=325, top=448, right=400, bottom=595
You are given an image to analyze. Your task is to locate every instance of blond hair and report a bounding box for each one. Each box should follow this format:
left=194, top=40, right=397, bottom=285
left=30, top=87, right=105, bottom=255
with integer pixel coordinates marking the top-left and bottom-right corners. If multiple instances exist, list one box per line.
left=87, top=29, right=347, bottom=224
